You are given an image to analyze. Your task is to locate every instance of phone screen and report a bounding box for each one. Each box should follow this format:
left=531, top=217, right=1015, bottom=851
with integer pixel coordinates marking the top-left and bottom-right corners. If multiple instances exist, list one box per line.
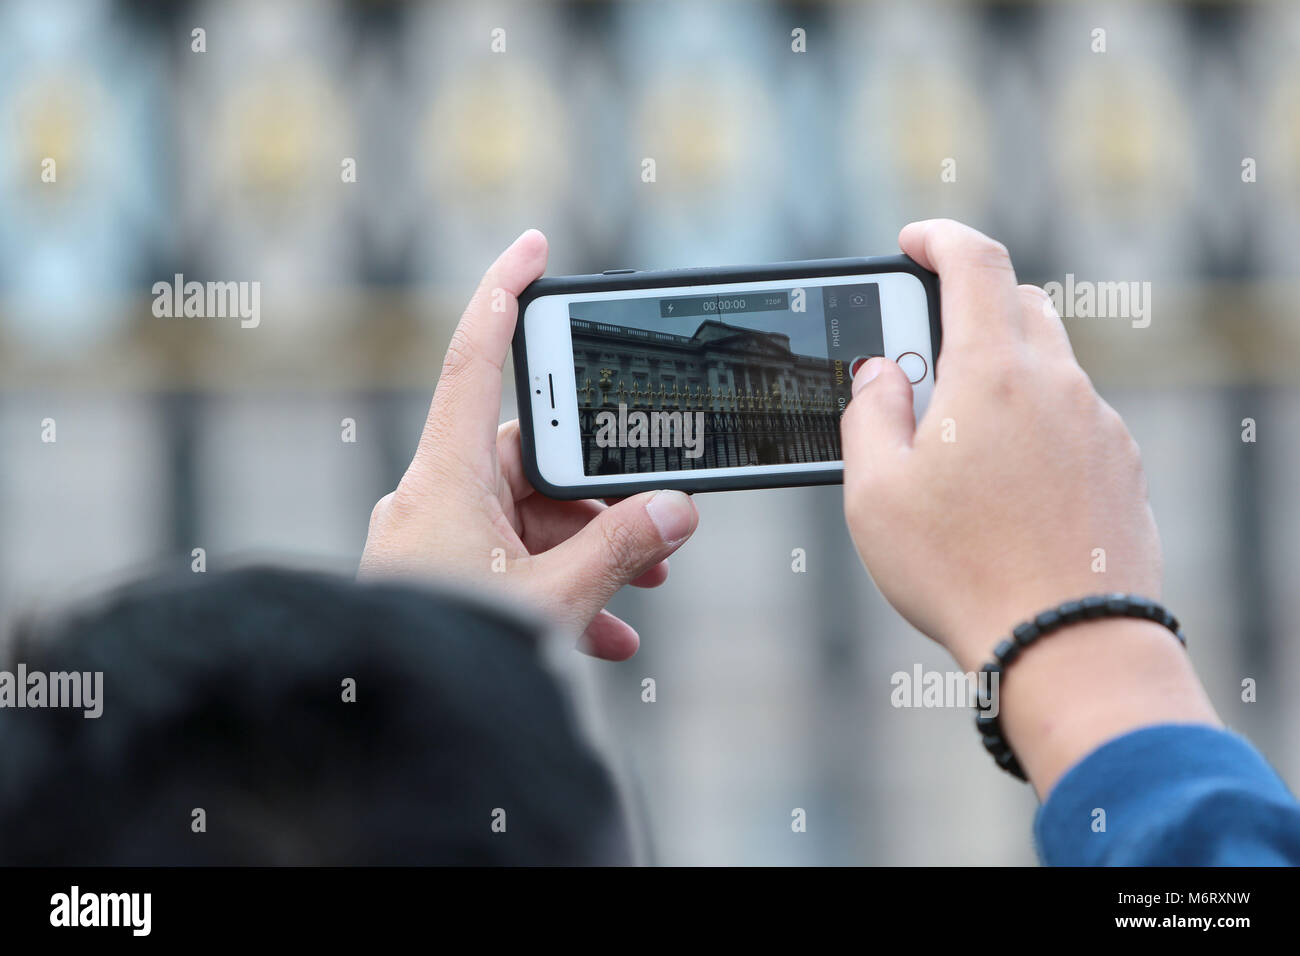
left=567, top=283, right=885, bottom=476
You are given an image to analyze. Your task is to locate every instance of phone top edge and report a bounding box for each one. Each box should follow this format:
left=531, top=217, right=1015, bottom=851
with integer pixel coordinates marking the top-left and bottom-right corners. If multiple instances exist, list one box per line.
left=516, top=254, right=930, bottom=310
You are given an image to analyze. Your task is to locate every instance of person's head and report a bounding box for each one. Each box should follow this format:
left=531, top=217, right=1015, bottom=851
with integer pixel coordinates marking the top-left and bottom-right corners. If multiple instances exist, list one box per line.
left=0, top=568, right=630, bottom=864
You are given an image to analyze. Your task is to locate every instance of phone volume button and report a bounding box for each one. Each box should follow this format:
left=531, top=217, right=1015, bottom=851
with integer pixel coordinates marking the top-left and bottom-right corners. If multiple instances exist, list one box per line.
left=601, top=269, right=637, bottom=275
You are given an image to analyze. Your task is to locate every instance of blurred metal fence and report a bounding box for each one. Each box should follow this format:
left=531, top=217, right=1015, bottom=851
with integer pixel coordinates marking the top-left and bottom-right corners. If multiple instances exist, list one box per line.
left=1, top=0, right=1297, bottom=865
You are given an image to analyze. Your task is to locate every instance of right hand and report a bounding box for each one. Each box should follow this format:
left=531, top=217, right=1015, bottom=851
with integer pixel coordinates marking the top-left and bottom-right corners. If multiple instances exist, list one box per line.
left=841, top=219, right=1163, bottom=672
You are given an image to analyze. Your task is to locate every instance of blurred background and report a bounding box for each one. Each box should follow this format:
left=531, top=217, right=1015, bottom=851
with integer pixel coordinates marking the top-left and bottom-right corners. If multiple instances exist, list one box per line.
left=1, top=0, right=1298, bottom=865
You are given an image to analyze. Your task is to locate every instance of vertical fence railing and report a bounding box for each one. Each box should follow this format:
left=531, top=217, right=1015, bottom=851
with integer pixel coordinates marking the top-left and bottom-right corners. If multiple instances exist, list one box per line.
left=576, top=377, right=841, bottom=474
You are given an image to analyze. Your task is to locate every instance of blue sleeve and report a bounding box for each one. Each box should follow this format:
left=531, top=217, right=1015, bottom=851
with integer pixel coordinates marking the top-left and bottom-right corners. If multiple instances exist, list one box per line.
left=1035, top=723, right=1300, bottom=866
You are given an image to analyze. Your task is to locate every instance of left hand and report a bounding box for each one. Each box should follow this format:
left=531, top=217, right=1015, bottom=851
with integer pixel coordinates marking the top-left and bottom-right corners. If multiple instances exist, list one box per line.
left=359, top=229, right=699, bottom=660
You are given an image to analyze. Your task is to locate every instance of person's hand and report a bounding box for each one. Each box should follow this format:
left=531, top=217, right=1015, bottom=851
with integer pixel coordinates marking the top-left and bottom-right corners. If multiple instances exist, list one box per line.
left=359, top=229, right=699, bottom=661
left=842, top=219, right=1217, bottom=794
left=842, top=219, right=1162, bottom=669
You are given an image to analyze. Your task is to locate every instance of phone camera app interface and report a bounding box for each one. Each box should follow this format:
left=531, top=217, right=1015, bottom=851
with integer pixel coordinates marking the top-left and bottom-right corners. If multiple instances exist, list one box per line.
left=569, top=283, right=883, bottom=476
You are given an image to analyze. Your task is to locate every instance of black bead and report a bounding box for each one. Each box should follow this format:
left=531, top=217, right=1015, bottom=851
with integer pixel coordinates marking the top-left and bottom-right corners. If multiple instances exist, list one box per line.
left=993, top=639, right=1020, bottom=666
left=1080, top=595, right=1107, bottom=618
left=982, top=734, right=1009, bottom=757
left=1034, top=609, right=1062, bottom=632
left=1106, top=592, right=1128, bottom=613
left=1012, top=621, right=1039, bottom=646
left=1058, top=600, right=1084, bottom=624
left=996, top=749, right=1022, bottom=773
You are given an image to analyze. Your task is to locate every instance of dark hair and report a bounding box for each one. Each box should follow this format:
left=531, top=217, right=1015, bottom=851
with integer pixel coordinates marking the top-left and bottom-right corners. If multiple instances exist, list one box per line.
left=0, top=568, right=630, bottom=865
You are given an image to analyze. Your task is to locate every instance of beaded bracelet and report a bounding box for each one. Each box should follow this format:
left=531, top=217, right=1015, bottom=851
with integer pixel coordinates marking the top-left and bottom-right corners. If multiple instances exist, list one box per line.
left=973, top=593, right=1187, bottom=781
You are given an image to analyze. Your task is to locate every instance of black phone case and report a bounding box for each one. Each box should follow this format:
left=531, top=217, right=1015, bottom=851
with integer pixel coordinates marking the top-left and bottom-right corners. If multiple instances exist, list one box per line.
left=511, top=254, right=941, bottom=500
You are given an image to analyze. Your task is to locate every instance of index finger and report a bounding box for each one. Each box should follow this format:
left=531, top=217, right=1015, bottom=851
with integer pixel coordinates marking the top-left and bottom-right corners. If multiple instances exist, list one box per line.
left=898, top=219, right=1025, bottom=357
left=419, top=229, right=549, bottom=464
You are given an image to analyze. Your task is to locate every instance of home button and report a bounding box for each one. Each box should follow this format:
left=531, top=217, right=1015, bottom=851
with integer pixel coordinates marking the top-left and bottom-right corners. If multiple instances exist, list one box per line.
left=896, top=351, right=928, bottom=384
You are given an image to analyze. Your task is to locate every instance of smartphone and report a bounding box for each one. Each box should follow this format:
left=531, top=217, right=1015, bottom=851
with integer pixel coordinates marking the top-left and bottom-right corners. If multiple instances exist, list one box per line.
left=511, top=255, right=940, bottom=499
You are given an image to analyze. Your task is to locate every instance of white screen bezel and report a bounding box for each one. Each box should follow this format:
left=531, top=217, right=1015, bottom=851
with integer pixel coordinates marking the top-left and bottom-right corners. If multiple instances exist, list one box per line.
left=523, top=271, right=934, bottom=489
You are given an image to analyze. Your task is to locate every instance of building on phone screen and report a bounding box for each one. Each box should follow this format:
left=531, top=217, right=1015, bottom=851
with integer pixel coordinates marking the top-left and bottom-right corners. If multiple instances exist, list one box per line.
left=570, top=318, right=842, bottom=475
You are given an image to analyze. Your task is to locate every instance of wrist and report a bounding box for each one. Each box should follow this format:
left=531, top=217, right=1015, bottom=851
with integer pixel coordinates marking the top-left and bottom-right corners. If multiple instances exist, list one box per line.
left=992, top=615, right=1219, bottom=797
left=949, top=581, right=1165, bottom=673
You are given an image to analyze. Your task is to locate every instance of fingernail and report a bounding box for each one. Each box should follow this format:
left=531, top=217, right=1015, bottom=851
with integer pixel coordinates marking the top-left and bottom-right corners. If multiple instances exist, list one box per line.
left=645, top=490, right=694, bottom=543
left=852, top=357, right=885, bottom=395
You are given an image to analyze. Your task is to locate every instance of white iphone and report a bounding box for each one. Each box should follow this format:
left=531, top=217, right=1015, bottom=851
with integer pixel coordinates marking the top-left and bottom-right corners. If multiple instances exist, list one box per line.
left=511, top=255, right=940, bottom=499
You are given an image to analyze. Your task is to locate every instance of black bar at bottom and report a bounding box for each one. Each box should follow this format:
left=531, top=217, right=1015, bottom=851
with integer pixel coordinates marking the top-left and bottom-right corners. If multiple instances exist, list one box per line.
left=0, top=865, right=1283, bottom=941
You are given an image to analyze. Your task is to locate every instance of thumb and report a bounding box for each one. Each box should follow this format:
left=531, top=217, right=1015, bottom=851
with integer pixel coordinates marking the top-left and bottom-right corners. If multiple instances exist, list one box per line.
left=538, top=490, right=698, bottom=628
left=841, top=357, right=917, bottom=471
